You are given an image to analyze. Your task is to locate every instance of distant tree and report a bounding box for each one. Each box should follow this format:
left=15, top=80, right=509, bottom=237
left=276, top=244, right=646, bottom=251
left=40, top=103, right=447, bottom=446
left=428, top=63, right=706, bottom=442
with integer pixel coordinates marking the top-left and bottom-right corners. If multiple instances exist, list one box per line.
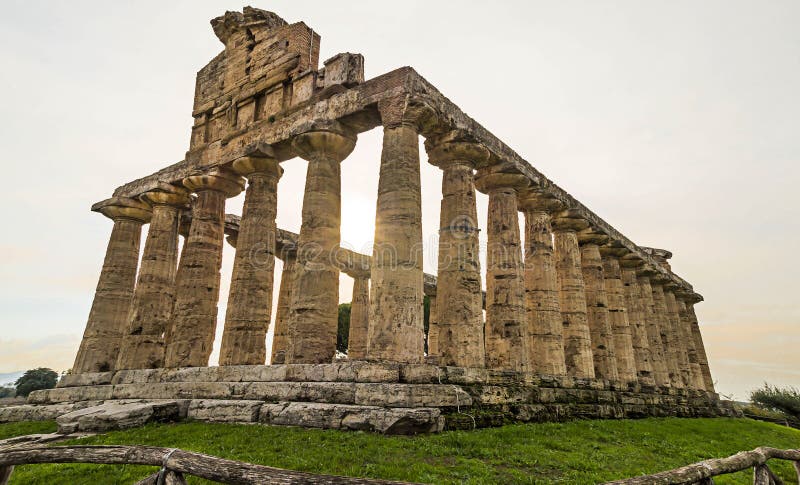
left=0, top=387, right=15, bottom=398
left=750, top=383, right=800, bottom=419
left=337, top=303, right=351, bottom=353
left=15, top=368, right=59, bottom=397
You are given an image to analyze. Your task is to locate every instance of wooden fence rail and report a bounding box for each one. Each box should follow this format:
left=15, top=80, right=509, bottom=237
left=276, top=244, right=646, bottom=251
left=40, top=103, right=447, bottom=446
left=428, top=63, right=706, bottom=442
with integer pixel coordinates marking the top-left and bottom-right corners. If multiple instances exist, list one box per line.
left=605, top=447, right=800, bottom=485
left=0, top=445, right=419, bottom=485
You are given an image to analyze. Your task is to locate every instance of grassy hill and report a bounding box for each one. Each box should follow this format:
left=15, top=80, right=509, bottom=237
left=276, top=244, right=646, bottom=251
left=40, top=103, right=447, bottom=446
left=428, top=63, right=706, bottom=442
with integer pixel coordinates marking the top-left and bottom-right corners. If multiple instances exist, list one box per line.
left=2, top=418, right=799, bottom=484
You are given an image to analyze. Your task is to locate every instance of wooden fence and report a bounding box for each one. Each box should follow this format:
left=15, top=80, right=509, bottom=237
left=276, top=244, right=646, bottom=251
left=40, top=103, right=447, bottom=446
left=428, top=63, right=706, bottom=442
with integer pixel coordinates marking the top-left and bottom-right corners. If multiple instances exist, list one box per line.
left=0, top=445, right=418, bottom=485
left=606, top=447, right=800, bottom=485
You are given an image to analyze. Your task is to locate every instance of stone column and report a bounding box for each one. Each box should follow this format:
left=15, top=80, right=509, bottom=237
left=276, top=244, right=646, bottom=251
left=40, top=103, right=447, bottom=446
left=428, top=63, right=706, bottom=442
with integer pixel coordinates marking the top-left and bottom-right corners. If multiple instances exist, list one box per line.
left=600, top=249, right=638, bottom=384
left=650, top=279, right=684, bottom=388
left=270, top=250, right=296, bottom=364
left=346, top=272, right=370, bottom=360
left=73, top=197, right=151, bottom=374
left=475, top=169, right=529, bottom=372
left=116, top=184, right=189, bottom=370
left=636, top=270, right=671, bottom=387
left=675, top=293, right=705, bottom=389
left=164, top=168, right=244, bottom=368
left=518, top=191, right=566, bottom=376
left=552, top=212, right=595, bottom=378
left=663, top=285, right=692, bottom=388
left=367, top=115, right=425, bottom=364
left=287, top=125, right=356, bottom=364
left=426, top=292, right=439, bottom=358
left=219, top=154, right=283, bottom=366
left=579, top=232, right=619, bottom=382
left=685, top=296, right=715, bottom=392
left=425, top=136, right=488, bottom=368
left=619, top=259, right=655, bottom=386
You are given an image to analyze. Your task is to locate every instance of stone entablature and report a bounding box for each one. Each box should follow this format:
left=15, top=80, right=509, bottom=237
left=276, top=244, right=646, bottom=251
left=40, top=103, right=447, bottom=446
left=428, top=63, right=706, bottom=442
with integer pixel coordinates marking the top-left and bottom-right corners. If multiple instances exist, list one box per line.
left=59, top=7, right=721, bottom=432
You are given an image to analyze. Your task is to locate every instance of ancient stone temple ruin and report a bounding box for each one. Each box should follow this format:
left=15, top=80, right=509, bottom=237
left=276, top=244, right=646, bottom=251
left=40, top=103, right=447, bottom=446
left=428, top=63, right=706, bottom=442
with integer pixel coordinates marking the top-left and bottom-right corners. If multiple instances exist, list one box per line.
left=2, top=7, right=735, bottom=434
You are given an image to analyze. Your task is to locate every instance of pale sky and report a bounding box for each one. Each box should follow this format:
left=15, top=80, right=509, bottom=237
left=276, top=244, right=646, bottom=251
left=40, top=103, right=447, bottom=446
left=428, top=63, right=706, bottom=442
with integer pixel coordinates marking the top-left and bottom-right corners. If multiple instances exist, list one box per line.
left=0, top=0, right=797, bottom=400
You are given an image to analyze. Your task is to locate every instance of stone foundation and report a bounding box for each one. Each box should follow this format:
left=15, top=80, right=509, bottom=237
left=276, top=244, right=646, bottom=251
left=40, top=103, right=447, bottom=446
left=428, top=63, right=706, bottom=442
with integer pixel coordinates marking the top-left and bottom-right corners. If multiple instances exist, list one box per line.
left=1, top=362, right=738, bottom=435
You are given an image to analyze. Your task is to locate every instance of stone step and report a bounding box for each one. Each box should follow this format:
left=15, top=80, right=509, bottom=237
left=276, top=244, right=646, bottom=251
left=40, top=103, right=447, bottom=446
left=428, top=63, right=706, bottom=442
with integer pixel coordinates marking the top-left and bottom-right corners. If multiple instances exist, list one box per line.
left=30, top=382, right=473, bottom=408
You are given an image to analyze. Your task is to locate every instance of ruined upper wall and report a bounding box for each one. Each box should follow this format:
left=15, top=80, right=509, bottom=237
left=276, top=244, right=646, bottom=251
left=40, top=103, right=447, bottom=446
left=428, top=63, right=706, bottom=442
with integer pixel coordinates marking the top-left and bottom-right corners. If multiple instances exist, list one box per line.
left=190, top=7, right=363, bottom=152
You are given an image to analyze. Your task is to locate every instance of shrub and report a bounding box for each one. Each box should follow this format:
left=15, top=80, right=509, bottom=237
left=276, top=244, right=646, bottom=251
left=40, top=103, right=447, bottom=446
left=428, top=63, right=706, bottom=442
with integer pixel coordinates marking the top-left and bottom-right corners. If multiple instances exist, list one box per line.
left=750, top=384, right=800, bottom=419
left=15, top=368, right=59, bottom=397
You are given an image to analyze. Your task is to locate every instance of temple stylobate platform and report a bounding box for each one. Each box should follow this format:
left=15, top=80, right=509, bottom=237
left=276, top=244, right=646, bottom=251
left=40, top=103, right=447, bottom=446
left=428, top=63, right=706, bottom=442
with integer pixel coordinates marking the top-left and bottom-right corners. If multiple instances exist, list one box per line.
left=2, top=7, right=736, bottom=434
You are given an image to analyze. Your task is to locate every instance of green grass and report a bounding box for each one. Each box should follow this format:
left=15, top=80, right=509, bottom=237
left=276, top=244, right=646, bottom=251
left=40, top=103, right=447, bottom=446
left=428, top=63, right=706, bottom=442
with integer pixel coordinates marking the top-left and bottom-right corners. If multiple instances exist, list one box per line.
left=2, top=418, right=798, bottom=484
left=0, top=421, right=56, bottom=440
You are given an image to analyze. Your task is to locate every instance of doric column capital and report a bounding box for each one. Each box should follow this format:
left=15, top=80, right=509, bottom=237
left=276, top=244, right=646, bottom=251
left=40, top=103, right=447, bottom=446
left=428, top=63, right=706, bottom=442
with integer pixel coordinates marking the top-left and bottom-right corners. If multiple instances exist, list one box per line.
left=377, top=95, right=438, bottom=132
left=424, top=132, right=490, bottom=169
left=636, top=264, right=661, bottom=278
left=577, top=227, right=610, bottom=246
left=619, top=252, right=645, bottom=269
left=474, top=166, right=530, bottom=194
left=231, top=154, right=283, bottom=179
left=91, top=197, right=152, bottom=223
left=600, top=243, right=629, bottom=259
left=139, top=182, right=191, bottom=208
left=551, top=209, right=590, bottom=232
left=183, top=167, right=245, bottom=197
left=291, top=122, right=357, bottom=163
left=517, top=189, right=565, bottom=214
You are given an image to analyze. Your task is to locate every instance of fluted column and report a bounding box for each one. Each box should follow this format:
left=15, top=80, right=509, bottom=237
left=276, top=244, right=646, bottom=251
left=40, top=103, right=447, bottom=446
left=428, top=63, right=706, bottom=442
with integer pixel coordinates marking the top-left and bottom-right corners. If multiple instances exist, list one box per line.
left=425, top=136, right=487, bottom=368
left=286, top=125, right=356, bottom=364
left=651, top=279, right=684, bottom=388
left=219, top=154, right=283, bottom=366
left=74, top=197, right=151, bottom=373
left=601, top=249, right=638, bottom=384
left=685, top=296, right=715, bottom=392
left=165, top=168, right=244, bottom=368
left=636, top=271, right=671, bottom=387
left=619, top=257, right=655, bottom=386
left=552, top=212, right=594, bottom=378
left=579, top=233, right=619, bottom=382
left=426, top=291, right=439, bottom=358
left=117, top=184, right=189, bottom=370
left=346, top=273, right=370, bottom=360
left=270, top=250, right=296, bottom=364
left=663, top=286, right=692, bottom=388
left=675, top=293, right=705, bottom=389
left=518, top=191, right=566, bottom=376
left=475, top=169, right=529, bottom=372
left=367, top=113, right=425, bottom=364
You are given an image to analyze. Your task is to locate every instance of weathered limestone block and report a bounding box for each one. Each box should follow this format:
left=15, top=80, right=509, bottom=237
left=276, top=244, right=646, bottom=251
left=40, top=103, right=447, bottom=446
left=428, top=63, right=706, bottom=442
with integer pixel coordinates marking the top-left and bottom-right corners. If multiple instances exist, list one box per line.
left=186, top=399, right=263, bottom=422
left=287, top=126, right=356, bottom=364
left=0, top=402, right=102, bottom=423
left=552, top=213, right=595, bottom=378
left=56, top=400, right=185, bottom=433
left=475, top=170, right=529, bottom=372
left=74, top=197, right=151, bottom=374
left=117, top=184, right=190, bottom=370
left=28, top=385, right=114, bottom=405
left=601, top=252, right=638, bottom=383
left=165, top=168, right=244, bottom=368
left=260, top=402, right=444, bottom=434
left=620, top=262, right=655, bottom=386
left=425, top=136, right=488, bottom=368
left=636, top=273, right=671, bottom=387
left=664, top=287, right=692, bottom=388
left=650, top=280, right=684, bottom=388
left=57, top=372, right=114, bottom=388
left=578, top=238, right=619, bottom=381
left=241, top=381, right=356, bottom=403
left=270, top=251, right=296, bottom=364
left=686, top=300, right=715, bottom=392
left=367, top=116, right=425, bottom=363
left=354, top=383, right=472, bottom=407
left=518, top=191, right=567, bottom=376
left=111, top=382, right=241, bottom=401
left=220, top=154, right=283, bottom=365
left=346, top=275, right=370, bottom=359
left=676, top=295, right=705, bottom=389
